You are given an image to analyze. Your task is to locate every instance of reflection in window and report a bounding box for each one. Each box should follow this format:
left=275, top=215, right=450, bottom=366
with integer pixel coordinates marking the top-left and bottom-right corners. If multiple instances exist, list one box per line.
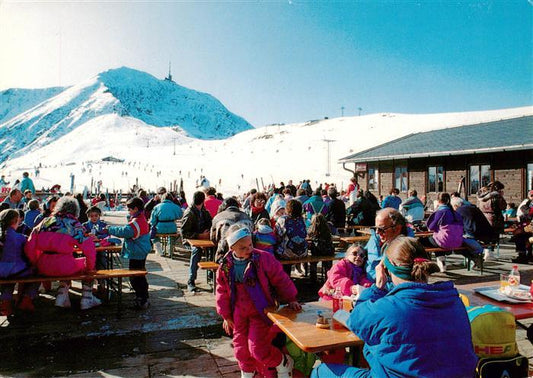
left=470, top=165, right=490, bottom=194
left=428, top=166, right=444, bottom=192
left=368, top=167, right=379, bottom=190
left=394, top=166, right=408, bottom=192
left=526, top=163, right=533, bottom=191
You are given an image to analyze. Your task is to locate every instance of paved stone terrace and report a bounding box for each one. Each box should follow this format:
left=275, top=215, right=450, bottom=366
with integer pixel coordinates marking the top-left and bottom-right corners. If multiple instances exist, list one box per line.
left=1, top=215, right=532, bottom=377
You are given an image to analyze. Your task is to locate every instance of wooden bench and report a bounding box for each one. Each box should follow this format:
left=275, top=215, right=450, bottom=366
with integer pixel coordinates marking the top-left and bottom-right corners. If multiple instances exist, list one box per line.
left=424, top=247, right=483, bottom=275
left=155, top=233, right=180, bottom=258
left=0, top=269, right=147, bottom=317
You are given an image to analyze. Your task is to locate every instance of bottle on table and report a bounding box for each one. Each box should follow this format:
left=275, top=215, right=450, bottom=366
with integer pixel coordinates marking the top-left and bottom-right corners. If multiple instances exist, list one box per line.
left=509, top=265, right=520, bottom=288
left=332, top=287, right=343, bottom=313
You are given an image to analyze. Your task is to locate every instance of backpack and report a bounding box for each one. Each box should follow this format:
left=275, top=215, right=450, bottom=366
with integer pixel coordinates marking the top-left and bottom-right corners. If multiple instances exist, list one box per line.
left=467, top=305, right=518, bottom=359
left=280, top=217, right=308, bottom=259
left=476, top=355, right=529, bottom=378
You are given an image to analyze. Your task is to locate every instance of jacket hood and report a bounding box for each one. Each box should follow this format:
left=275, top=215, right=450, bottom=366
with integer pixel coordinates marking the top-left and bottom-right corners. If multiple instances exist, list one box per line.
left=388, top=281, right=459, bottom=310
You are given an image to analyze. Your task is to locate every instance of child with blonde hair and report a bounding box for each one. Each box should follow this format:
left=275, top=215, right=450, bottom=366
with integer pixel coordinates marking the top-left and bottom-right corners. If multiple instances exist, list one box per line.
left=216, top=224, right=301, bottom=377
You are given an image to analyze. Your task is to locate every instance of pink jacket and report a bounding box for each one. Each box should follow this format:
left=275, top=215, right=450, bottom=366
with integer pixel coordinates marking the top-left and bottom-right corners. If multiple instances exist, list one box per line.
left=204, top=195, right=223, bottom=219
left=216, top=248, right=298, bottom=322
left=319, top=259, right=371, bottom=300
left=25, top=231, right=96, bottom=276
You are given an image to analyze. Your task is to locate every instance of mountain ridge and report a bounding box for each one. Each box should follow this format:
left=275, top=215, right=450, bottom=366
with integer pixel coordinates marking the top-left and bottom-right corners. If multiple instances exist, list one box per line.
left=0, top=67, right=253, bottom=163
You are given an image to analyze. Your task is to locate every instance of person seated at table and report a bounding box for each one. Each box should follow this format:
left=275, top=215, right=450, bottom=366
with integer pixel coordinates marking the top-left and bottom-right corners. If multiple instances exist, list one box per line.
left=381, top=188, right=401, bottom=210
left=252, top=217, right=276, bottom=256
left=182, top=191, right=213, bottom=293
left=216, top=224, right=301, bottom=378
left=311, top=237, right=477, bottom=378
left=106, top=197, right=152, bottom=309
left=419, top=192, right=464, bottom=272
left=347, top=190, right=380, bottom=229
left=450, top=196, right=496, bottom=263
left=511, top=190, right=533, bottom=263
left=246, top=192, right=270, bottom=227
left=83, top=206, right=109, bottom=240
left=269, top=198, right=286, bottom=229
left=399, top=189, right=425, bottom=225
left=211, top=197, right=254, bottom=263
left=0, top=209, right=39, bottom=315
left=23, top=199, right=41, bottom=230
left=307, top=213, right=335, bottom=282
left=364, top=208, right=412, bottom=282
left=275, top=199, right=308, bottom=276
left=24, top=196, right=101, bottom=310
left=149, top=192, right=183, bottom=256
left=318, top=244, right=371, bottom=300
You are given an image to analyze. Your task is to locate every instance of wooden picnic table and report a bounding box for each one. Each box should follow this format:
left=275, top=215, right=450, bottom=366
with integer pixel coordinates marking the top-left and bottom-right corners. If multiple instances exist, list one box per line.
left=267, top=301, right=363, bottom=354
left=339, top=235, right=370, bottom=245
left=95, top=244, right=122, bottom=269
left=185, top=239, right=215, bottom=249
left=185, top=238, right=216, bottom=264
left=415, top=231, right=433, bottom=238
left=456, top=281, right=533, bottom=321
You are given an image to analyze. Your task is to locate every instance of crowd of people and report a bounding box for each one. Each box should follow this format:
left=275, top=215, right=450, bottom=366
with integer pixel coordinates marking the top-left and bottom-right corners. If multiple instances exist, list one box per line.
left=1, top=174, right=532, bottom=377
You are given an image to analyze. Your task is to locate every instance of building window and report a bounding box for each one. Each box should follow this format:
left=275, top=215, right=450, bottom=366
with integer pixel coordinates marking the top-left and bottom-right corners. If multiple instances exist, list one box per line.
left=428, top=166, right=444, bottom=193
left=368, top=167, right=379, bottom=190
left=526, top=163, right=533, bottom=194
left=469, top=164, right=491, bottom=195
left=394, top=166, right=408, bottom=192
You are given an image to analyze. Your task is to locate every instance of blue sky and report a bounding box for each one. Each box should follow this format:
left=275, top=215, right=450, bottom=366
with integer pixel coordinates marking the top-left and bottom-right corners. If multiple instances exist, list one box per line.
left=0, top=1, right=531, bottom=126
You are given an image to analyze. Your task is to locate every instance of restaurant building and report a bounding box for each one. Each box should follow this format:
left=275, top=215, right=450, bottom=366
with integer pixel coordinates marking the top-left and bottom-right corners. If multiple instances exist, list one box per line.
left=339, top=115, right=533, bottom=205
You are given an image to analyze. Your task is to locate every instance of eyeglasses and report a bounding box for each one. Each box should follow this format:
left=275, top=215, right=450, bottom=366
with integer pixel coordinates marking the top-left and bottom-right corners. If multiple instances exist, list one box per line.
left=376, top=224, right=395, bottom=234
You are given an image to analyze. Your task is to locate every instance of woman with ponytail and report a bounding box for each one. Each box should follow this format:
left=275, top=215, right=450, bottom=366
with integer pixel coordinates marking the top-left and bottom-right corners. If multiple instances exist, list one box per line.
left=312, top=237, right=476, bottom=378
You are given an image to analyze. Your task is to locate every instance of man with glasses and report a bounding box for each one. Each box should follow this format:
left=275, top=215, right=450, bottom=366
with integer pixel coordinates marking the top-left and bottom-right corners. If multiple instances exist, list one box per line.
left=364, top=208, right=411, bottom=281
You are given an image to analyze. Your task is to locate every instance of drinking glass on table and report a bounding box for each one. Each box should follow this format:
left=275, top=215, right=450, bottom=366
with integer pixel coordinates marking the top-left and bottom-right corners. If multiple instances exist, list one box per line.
left=500, top=274, right=510, bottom=291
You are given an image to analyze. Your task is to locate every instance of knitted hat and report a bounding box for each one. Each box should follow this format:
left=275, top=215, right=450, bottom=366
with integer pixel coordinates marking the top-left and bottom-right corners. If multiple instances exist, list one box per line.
left=226, top=227, right=251, bottom=247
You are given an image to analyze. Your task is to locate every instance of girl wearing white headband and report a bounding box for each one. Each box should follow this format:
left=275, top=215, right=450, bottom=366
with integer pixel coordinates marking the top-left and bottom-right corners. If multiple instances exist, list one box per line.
left=216, top=223, right=301, bottom=378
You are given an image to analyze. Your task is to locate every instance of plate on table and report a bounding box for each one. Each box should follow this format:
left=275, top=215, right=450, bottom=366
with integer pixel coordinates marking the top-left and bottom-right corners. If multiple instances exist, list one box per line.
left=499, top=286, right=532, bottom=302
left=473, top=285, right=533, bottom=304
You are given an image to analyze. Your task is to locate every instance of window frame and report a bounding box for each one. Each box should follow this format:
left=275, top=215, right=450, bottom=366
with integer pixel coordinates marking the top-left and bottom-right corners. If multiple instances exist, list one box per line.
left=427, top=165, right=444, bottom=193
left=394, top=165, right=408, bottom=192
left=469, top=164, right=491, bottom=195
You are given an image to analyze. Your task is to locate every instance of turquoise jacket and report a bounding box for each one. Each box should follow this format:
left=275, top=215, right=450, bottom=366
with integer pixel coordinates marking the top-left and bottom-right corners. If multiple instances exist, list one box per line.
left=108, top=212, right=151, bottom=260
left=150, top=200, right=183, bottom=234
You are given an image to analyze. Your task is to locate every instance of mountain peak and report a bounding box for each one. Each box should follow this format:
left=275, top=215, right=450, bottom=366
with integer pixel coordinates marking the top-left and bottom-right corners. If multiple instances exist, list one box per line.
left=0, top=66, right=253, bottom=163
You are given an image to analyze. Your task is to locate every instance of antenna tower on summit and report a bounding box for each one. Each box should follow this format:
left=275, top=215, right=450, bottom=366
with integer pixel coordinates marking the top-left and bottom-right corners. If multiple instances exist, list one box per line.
left=165, top=61, right=174, bottom=82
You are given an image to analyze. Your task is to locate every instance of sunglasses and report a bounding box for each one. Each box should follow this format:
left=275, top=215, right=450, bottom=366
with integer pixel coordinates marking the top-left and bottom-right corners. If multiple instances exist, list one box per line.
left=376, top=224, right=395, bottom=234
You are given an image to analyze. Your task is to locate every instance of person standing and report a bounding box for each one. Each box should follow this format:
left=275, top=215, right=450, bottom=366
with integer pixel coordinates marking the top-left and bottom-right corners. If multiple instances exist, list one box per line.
left=107, top=197, right=152, bottom=309
left=19, top=172, right=35, bottom=195
left=182, top=191, right=212, bottom=292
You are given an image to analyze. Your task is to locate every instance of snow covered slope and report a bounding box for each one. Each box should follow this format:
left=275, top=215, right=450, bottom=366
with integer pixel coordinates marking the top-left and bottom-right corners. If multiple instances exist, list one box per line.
left=0, top=87, right=64, bottom=124
left=3, top=105, right=531, bottom=200
left=0, top=67, right=252, bottom=163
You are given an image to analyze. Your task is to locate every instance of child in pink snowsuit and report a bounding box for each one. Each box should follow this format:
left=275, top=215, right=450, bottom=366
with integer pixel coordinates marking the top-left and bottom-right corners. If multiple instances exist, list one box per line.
left=319, top=244, right=372, bottom=300
left=24, top=196, right=100, bottom=310
left=216, top=225, right=301, bottom=378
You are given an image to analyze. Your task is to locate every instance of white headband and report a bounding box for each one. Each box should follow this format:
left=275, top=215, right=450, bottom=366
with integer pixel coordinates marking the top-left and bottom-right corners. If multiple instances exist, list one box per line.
left=227, top=227, right=251, bottom=247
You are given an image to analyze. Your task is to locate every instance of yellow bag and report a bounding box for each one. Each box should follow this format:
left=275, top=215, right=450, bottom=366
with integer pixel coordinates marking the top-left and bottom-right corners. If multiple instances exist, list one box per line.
left=467, top=305, right=517, bottom=359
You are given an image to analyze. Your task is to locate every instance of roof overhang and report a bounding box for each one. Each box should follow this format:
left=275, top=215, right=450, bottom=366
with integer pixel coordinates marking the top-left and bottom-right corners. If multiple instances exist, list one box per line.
left=339, top=143, right=533, bottom=164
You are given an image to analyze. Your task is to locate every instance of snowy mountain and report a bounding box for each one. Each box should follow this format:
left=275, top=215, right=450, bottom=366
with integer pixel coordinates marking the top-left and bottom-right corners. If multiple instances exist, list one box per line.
left=0, top=87, right=65, bottom=124
left=2, top=105, right=531, bottom=200
left=0, top=67, right=252, bottom=163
